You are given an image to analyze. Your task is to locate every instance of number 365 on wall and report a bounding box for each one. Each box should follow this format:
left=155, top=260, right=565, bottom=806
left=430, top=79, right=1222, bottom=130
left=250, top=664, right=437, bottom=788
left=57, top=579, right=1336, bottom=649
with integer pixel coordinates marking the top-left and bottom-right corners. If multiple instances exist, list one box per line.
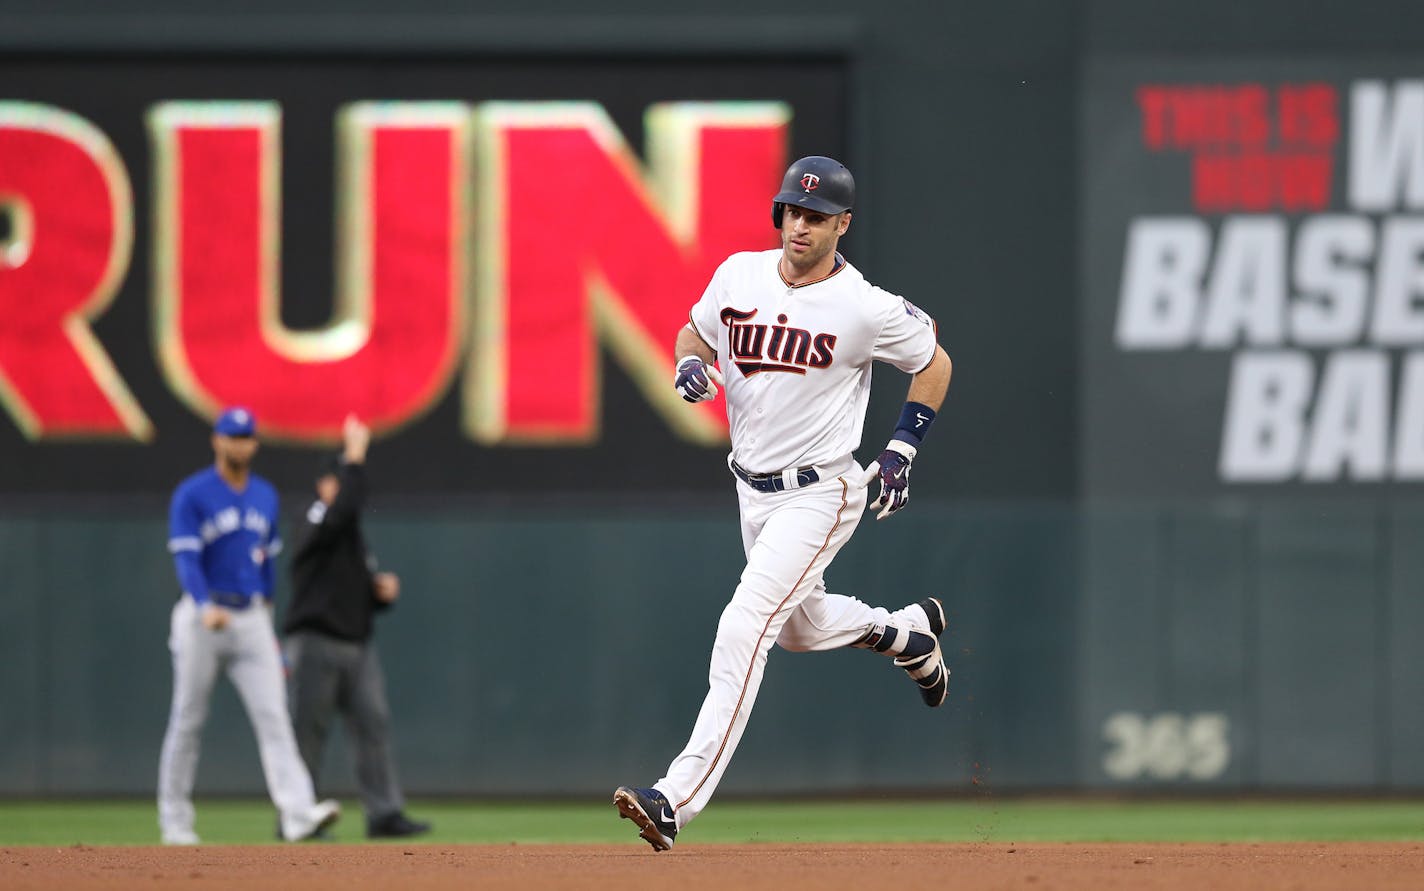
left=1102, top=711, right=1231, bottom=781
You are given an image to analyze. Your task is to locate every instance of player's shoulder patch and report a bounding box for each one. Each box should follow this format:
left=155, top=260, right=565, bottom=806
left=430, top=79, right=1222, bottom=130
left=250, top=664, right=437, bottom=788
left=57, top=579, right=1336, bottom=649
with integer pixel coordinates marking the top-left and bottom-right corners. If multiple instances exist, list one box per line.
left=901, top=297, right=934, bottom=328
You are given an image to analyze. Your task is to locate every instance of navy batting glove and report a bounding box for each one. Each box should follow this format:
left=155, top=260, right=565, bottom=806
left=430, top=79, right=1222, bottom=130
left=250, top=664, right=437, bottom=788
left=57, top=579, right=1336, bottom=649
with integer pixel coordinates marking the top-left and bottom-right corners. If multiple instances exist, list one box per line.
left=863, top=439, right=917, bottom=520
left=674, top=356, right=723, bottom=403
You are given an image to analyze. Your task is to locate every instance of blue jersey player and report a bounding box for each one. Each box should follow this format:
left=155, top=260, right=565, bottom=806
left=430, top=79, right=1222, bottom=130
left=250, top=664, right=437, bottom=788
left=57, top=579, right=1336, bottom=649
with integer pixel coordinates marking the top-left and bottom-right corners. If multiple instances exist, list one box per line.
left=157, top=407, right=341, bottom=845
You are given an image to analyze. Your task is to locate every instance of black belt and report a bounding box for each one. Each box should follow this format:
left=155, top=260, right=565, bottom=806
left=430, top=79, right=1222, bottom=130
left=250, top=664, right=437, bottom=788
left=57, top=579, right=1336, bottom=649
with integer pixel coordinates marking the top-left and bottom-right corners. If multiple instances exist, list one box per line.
left=731, top=459, right=820, bottom=493
left=209, top=591, right=259, bottom=610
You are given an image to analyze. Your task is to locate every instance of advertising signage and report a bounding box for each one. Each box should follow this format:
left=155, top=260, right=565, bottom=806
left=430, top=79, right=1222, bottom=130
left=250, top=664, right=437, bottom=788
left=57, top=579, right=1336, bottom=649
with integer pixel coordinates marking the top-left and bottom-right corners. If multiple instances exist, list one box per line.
left=1084, top=60, right=1424, bottom=495
left=0, top=56, right=847, bottom=493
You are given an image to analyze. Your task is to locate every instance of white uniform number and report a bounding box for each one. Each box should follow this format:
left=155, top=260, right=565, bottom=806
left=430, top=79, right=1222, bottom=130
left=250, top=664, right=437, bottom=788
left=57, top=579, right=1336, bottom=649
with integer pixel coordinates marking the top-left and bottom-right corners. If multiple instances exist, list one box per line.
left=1101, top=711, right=1231, bottom=781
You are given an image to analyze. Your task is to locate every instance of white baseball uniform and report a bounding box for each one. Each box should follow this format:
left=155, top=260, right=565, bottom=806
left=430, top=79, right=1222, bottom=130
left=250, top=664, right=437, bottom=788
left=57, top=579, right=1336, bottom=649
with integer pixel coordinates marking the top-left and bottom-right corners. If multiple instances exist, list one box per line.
left=654, top=248, right=939, bottom=827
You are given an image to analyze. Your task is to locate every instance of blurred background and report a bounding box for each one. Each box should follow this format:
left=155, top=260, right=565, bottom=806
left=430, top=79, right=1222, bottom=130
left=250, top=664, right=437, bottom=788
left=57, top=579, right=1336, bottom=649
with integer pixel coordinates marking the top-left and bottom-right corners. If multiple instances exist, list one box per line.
left=2, top=0, right=1423, bottom=802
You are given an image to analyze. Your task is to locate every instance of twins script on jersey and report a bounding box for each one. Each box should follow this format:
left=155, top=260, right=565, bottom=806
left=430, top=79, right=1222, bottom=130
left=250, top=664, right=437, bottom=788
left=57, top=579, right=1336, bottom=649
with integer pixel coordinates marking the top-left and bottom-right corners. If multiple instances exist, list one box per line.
left=688, top=249, right=938, bottom=473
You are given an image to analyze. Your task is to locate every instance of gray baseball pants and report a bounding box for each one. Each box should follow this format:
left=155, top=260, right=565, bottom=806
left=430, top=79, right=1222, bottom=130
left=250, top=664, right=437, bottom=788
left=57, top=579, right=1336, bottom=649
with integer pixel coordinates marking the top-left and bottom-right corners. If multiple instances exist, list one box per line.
left=283, top=631, right=404, bottom=820
left=157, top=597, right=321, bottom=839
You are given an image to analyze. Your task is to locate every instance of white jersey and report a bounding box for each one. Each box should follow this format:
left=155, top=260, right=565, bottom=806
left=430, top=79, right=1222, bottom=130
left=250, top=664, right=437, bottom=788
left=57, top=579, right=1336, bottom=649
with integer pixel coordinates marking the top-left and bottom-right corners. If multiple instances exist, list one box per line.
left=688, top=249, right=937, bottom=474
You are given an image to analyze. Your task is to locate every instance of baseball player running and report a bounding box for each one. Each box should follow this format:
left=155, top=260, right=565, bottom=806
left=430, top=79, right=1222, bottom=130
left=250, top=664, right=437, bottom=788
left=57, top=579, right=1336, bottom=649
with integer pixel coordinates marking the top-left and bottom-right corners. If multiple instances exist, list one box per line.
left=614, top=156, right=953, bottom=851
left=157, top=407, right=341, bottom=845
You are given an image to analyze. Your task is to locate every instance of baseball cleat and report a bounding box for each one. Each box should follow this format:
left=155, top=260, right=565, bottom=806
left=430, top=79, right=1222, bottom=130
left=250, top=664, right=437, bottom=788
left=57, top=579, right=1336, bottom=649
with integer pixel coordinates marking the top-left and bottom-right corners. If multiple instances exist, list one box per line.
left=613, top=785, right=678, bottom=851
left=917, top=596, right=946, bottom=637
left=897, top=595, right=949, bottom=706
left=161, top=828, right=200, bottom=846
left=281, top=799, right=341, bottom=842
left=274, top=816, right=333, bottom=842
left=896, top=641, right=949, bottom=707
left=367, top=811, right=432, bottom=839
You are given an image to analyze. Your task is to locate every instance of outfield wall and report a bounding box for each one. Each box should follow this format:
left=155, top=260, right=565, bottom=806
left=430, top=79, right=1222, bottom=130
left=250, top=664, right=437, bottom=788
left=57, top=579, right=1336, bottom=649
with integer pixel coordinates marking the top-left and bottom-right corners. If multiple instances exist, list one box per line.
left=4, top=0, right=1424, bottom=798
left=0, top=505, right=1076, bottom=797
left=6, top=501, right=1424, bottom=797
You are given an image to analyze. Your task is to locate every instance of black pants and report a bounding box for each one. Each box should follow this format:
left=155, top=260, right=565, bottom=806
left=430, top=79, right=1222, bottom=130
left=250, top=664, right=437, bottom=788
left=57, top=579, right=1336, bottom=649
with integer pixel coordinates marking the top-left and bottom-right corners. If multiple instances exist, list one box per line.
left=284, top=631, right=404, bottom=820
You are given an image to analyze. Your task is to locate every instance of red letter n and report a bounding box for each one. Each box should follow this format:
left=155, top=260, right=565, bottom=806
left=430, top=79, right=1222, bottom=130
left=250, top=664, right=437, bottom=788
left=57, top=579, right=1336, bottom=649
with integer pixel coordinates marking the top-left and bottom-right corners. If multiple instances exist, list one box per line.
left=469, top=102, right=788, bottom=444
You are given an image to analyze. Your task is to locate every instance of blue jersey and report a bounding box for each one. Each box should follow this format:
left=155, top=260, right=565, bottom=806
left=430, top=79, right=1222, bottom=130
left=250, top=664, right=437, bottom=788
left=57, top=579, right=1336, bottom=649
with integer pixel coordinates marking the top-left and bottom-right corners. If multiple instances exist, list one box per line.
left=167, top=466, right=282, bottom=605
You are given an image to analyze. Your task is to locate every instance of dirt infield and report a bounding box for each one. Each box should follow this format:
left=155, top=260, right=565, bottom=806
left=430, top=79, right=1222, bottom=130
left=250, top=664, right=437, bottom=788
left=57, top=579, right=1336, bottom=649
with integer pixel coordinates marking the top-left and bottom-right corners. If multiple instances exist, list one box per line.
left=4, top=842, right=1423, bottom=890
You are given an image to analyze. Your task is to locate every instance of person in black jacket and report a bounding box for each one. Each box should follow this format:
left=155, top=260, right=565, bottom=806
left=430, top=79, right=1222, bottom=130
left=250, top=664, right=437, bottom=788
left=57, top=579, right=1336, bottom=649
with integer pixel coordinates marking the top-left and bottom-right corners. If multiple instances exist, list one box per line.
left=283, top=414, right=431, bottom=839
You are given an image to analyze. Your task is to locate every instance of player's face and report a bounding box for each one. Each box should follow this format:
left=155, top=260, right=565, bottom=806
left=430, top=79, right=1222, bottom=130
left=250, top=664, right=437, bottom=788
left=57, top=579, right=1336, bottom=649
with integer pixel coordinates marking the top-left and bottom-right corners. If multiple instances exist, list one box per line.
left=315, top=473, right=340, bottom=505
left=781, top=206, right=851, bottom=270
left=211, top=433, right=258, bottom=471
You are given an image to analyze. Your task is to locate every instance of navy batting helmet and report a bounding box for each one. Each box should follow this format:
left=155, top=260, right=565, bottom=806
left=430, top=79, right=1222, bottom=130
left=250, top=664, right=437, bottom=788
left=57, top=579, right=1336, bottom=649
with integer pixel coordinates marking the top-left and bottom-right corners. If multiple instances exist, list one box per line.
left=771, top=155, right=855, bottom=228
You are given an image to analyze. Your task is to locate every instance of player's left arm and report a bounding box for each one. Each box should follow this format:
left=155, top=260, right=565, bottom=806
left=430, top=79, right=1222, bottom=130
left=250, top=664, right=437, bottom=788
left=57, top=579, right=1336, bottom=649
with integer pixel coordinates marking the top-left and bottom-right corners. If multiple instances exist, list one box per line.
left=861, top=344, right=953, bottom=520
left=907, top=345, right=952, bottom=412
left=261, top=504, right=280, bottom=606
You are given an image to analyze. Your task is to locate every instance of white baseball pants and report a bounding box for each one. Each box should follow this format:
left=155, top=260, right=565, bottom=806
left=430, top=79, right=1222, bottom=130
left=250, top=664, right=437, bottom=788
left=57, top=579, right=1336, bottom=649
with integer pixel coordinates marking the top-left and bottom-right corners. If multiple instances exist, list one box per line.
left=655, top=464, right=928, bottom=828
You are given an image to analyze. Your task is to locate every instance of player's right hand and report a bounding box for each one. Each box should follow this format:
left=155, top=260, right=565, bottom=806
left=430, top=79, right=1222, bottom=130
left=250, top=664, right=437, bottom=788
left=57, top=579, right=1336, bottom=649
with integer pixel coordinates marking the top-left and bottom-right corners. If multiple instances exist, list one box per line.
left=200, top=603, right=232, bottom=631
left=342, top=413, right=371, bottom=463
left=674, top=356, right=723, bottom=403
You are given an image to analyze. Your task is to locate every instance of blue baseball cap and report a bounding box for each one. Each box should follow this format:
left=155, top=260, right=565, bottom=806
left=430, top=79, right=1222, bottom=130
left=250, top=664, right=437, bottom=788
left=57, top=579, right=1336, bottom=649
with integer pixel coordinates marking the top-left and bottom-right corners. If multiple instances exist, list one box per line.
left=213, top=406, right=257, bottom=437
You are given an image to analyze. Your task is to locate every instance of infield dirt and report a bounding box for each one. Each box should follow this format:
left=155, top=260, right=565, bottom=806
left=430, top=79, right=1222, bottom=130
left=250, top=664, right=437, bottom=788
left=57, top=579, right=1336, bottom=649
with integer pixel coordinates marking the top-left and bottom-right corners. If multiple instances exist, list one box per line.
left=4, top=842, right=1423, bottom=890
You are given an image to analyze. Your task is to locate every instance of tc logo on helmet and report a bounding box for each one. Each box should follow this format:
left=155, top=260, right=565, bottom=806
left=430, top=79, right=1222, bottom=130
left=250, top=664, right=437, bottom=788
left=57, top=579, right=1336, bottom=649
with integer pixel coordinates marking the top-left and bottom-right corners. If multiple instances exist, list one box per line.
left=800, top=173, right=820, bottom=191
